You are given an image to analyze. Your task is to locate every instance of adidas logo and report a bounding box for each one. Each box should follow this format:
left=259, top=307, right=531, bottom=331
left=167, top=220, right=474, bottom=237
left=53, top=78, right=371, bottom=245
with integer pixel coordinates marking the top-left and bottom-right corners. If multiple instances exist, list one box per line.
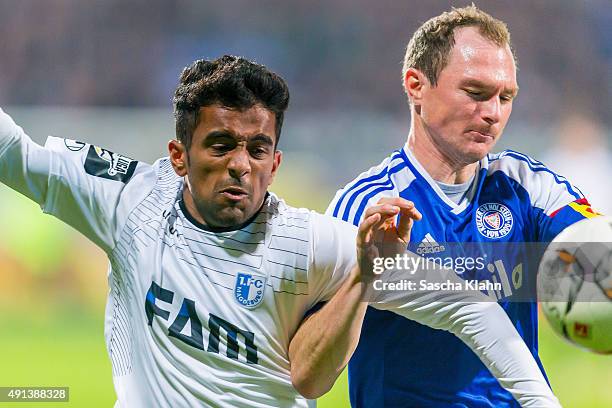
left=416, top=233, right=445, bottom=254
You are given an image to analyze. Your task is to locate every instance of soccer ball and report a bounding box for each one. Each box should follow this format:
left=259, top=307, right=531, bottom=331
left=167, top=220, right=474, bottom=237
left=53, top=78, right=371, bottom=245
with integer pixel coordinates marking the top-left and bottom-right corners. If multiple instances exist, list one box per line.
left=538, top=216, right=612, bottom=354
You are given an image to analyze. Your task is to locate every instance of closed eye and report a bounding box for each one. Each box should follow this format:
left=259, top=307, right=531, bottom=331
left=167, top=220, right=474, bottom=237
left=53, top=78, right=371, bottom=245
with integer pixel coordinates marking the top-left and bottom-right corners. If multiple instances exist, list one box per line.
left=249, top=145, right=271, bottom=159
left=465, top=89, right=486, bottom=101
left=209, top=142, right=237, bottom=156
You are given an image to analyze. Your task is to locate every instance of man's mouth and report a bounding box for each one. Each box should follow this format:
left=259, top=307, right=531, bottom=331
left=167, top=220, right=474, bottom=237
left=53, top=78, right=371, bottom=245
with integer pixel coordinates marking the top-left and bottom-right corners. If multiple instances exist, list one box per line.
left=467, top=129, right=495, bottom=141
left=219, top=186, right=249, bottom=201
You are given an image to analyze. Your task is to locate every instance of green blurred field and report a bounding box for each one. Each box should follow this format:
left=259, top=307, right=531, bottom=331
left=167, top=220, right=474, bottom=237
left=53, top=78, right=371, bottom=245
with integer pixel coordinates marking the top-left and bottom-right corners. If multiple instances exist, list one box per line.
left=0, top=313, right=114, bottom=408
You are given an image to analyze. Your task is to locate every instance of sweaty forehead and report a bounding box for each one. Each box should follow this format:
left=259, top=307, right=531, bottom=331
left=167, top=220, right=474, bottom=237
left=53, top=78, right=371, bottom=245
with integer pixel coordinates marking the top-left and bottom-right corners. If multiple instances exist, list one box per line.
left=447, top=27, right=516, bottom=85
left=196, top=104, right=276, bottom=139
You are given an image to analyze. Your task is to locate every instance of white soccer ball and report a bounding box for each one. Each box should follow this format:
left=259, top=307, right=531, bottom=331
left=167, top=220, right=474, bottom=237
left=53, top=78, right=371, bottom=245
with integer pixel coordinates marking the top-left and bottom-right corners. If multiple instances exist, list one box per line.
left=538, top=216, right=612, bottom=354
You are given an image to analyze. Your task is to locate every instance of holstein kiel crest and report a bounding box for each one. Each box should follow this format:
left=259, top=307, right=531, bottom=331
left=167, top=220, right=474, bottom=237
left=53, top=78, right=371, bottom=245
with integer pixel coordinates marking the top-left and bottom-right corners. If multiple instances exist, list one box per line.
left=234, top=273, right=266, bottom=309
left=475, top=203, right=514, bottom=239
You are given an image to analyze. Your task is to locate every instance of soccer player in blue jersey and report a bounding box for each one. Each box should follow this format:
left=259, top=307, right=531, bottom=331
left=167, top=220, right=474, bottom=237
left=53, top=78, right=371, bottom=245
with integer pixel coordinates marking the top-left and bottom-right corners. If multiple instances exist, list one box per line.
left=327, top=5, right=600, bottom=407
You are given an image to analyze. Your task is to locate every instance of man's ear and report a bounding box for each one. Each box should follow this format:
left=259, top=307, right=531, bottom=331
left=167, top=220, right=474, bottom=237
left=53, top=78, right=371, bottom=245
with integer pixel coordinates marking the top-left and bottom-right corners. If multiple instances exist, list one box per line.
left=168, top=139, right=188, bottom=177
left=268, top=150, right=283, bottom=186
left=404, top=68, right=427, bottom=105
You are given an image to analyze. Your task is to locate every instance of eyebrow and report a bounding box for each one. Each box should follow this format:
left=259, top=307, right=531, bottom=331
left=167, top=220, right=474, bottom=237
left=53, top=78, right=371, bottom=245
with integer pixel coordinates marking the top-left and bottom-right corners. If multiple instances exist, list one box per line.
left=204, top=130, right=274, bottom=145
left=248, top=134, right=274, bottom=146
left=205, top=130, right=234, bottom=139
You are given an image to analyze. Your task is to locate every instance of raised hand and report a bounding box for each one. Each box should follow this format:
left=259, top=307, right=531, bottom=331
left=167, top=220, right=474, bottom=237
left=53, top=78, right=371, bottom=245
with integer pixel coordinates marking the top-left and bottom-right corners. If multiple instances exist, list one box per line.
left=356, top=197, right=422, bottom=282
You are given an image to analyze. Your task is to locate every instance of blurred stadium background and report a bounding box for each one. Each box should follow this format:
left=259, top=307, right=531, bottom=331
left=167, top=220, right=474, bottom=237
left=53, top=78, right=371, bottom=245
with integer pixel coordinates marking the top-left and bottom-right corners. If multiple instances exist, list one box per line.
left=0, top=0, right=610, bottom=406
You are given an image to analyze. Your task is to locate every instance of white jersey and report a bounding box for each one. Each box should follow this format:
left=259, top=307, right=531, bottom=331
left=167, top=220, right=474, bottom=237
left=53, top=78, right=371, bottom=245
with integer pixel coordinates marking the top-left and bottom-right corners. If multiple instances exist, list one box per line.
left=0, top=108, right=561, bottom=408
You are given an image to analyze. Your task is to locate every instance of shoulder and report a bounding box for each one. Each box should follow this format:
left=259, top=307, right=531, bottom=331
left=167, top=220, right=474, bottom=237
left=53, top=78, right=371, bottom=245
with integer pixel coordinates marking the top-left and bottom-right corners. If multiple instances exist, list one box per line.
left=45, top=135, right=181, bottom=209
left=44, top=135, right=155, bottom=181
left=265, top=192, right=311, bottom=225
left=488, top=149, right=550, bottom=176
left=265, top=192, right=357, bottom=245
left=151, top=157, right=182, bottom=188
left=487, top=149, right=583, bottom=211
left=487, top=150, right=580, bottom=195
left=327, top=148, right=415, bottom=224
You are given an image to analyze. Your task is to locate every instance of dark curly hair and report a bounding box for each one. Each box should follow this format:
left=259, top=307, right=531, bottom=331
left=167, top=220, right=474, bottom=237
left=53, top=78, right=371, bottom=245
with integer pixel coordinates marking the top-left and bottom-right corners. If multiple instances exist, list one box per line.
left=173, top=55, right=290, bottom=149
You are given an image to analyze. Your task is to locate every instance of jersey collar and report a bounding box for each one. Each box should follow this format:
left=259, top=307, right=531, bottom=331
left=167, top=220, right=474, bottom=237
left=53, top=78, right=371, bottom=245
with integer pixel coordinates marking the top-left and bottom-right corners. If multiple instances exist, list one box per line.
left=179, top=192, right=271, bottom=233
left=400, top=144, right=489, bottom=214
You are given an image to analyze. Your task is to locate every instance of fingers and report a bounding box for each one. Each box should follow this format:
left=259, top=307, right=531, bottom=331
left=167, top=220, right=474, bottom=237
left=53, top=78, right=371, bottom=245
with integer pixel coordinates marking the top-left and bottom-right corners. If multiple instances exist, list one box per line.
left=397, top=203, right=422, bottom=239
left=357, top=212, right=381, bottom=247
left=360, top=197, right=422, bottom=246
left=376, top=197, right=419, bottom=215
left=362, top=203, right=401, bottom=224
left=397, top=213, right=414, bottom=243
left=375, top=198, right=421, bottom=243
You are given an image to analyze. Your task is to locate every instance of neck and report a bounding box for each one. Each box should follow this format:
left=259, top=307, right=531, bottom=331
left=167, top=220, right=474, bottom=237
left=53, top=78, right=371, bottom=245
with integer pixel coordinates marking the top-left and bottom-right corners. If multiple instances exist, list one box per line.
left=180, top=182, right=266, bottom=232
left=182, top=182, right=207, bottom=225
left=407, top=110, right=478, bottom=184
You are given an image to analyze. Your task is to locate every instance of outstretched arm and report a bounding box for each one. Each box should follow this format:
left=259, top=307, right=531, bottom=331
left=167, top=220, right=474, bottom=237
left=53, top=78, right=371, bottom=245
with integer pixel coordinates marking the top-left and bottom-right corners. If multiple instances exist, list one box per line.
left=0, top=108, right=51, bottom=204
left=0, top=107, right=151, bottom=253
left=372, top=286, right=561, bottom=407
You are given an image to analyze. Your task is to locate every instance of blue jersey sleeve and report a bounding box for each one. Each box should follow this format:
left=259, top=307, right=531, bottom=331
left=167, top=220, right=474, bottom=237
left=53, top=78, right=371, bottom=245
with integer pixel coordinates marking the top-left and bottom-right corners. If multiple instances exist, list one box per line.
left=536, top=198, right=602, bottom=242
left=488, top=151, right=602, bottom=243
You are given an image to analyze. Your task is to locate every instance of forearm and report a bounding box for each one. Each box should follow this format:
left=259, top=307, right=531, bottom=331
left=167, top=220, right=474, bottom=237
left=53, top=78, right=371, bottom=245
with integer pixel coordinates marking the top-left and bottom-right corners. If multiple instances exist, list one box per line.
left=0, top=108, right=51, bottom=204
left=446, top=301, right=561, bottom=408
left=373, top=281, right=561, bottom=407
left=0, top=108, right=20, bottom=156
left=288, top=266, right=368, bottom=399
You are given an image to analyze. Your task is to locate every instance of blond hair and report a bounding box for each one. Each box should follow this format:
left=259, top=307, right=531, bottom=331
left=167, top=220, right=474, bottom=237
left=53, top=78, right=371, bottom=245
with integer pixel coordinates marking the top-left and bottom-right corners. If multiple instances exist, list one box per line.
left=403, top=5, right=515, bottom=86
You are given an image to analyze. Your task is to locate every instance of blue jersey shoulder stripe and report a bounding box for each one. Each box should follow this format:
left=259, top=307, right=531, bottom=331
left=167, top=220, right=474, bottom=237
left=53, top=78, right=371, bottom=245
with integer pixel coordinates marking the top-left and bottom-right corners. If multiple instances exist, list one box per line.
left=503, top=149, right=546, bottom=167
left=341, top=162, right=407, bottom=222
left=490, top=150, right=582, bottom=200
left=503, top=150, right=582, bottom=199
left=501, top=150, right=584, bottom=195
left=332, top=150, right=403, bottom=218
left=350, top=162, right=408, bottom=225
left=352, top=184, right=397, bottom=225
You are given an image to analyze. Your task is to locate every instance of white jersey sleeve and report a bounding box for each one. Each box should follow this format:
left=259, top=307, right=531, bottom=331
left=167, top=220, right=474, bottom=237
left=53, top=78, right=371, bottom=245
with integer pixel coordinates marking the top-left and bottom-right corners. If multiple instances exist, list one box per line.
left=0, top=107, right=155, bottom=254
left=307, top=212, right=357, bottom=305
left=371, top=262, right=561, bottom=408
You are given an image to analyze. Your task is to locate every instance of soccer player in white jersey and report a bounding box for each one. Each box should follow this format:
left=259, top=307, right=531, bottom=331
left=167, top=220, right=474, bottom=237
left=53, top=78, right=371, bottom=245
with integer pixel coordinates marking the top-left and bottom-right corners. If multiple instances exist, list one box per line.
left=327, top=6, right=601, bottom=408
left=0, top=55, right=562, bottom=407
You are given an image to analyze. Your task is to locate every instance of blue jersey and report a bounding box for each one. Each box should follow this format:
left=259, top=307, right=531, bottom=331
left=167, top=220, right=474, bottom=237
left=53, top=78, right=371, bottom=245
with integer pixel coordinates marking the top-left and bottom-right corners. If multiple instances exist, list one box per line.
left=327, top=145, right=598, bottom=407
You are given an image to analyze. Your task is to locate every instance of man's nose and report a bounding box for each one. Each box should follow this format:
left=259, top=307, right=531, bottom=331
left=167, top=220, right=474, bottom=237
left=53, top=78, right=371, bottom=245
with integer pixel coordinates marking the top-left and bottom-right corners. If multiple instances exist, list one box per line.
left=480, top=96, right=501, bottom=125
left=227, top=148, right=251, bottom=179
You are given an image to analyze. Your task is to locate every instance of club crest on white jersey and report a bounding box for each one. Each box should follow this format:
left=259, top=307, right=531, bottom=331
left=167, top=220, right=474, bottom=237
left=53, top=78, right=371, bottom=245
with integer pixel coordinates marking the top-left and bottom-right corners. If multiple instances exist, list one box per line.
left=475, top=203, right=514, bottom=239
left=234, top=273, right=266, bottom=309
